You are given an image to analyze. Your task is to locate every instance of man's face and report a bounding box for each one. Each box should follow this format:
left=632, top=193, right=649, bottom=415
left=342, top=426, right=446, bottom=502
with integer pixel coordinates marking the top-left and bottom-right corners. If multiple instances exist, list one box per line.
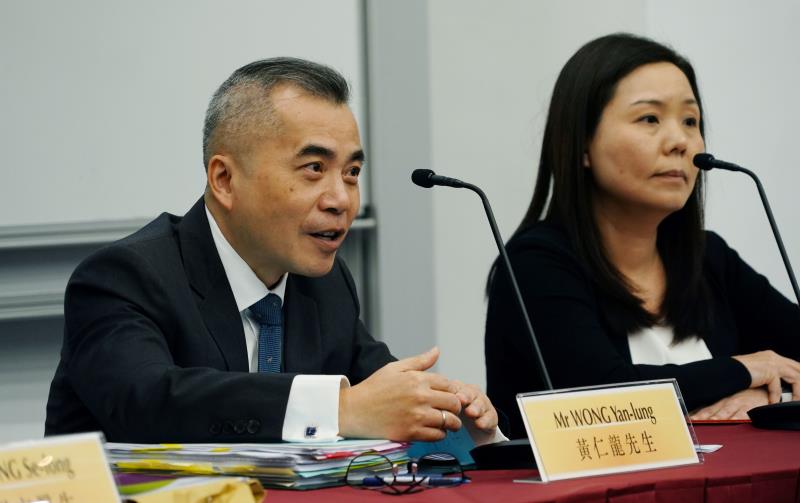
left=225, top=85, right=363, bottom=286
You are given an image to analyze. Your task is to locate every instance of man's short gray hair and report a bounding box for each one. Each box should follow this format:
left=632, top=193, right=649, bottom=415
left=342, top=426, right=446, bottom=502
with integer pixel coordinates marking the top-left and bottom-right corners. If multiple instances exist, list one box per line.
left=202, top=57, right=350, bottom=169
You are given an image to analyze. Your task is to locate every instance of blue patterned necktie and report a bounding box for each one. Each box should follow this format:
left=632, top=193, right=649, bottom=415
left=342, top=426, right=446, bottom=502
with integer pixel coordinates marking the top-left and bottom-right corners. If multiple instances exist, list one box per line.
left=248, top=293, right=283, bottom=373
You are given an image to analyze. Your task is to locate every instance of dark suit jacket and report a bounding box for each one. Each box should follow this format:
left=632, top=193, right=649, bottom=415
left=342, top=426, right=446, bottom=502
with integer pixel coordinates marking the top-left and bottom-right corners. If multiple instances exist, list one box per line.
left=486, top=221, right=800, bottom=438
left=45, top=199, right=394, bottom=443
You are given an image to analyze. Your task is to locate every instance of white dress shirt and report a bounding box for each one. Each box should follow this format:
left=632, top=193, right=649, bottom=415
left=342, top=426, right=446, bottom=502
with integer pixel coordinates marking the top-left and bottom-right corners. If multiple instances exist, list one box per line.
left=206, top=206, right=345, bottom=442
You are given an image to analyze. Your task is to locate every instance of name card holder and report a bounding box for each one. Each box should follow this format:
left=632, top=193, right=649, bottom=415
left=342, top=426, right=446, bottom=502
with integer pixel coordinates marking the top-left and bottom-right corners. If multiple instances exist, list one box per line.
left=0, top=432, right=120, bottom=503
left=516, top=379, right=700, bottom=483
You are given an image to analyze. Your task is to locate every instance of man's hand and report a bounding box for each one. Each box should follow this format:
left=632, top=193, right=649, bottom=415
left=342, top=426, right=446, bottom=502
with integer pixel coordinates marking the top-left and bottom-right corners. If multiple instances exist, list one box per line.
left=338, top=347, right=463, bottom=441
left=733, top=350, right=800, bottom=403
left=690, top=388, right=770, bottom=421
left=450, top=380, right=498, bottom=432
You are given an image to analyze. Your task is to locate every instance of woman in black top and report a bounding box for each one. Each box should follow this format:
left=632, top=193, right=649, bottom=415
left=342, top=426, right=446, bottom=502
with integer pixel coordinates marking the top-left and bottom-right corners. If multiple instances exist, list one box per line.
left=485, top=33, right=800, bottom=439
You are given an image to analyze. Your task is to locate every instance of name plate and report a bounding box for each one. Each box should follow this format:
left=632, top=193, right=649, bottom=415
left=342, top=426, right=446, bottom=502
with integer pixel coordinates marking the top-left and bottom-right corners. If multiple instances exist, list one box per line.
left=0, top=432, right=119, bottom=503
left=517, top=379, right=699, bottom=482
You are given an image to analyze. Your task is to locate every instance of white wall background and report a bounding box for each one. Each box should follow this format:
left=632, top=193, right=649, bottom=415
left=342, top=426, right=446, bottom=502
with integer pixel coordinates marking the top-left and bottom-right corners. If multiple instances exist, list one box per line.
left=0, top=0, right=368, bottom=227
left=408, top=0, right=800, bottom=390
left=646, top=0, right=800, bottom=305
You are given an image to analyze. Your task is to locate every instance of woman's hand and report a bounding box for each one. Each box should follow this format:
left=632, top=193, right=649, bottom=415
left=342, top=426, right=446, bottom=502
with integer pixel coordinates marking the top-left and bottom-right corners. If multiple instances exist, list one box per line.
left=690, top=388, right=769, bottom=420
left=732, top=350, right=800, bottom=403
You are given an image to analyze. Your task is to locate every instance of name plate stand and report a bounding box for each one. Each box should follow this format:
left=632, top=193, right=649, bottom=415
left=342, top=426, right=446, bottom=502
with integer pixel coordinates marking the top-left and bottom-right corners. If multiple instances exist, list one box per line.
left=0, top=432, right=120, bottom=503
left=516, top=379, right=700, bottom=483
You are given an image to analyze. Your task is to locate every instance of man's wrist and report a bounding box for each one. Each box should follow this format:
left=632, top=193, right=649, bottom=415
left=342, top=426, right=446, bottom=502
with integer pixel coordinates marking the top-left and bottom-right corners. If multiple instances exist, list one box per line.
left=337, top=380, right=361, bottom=438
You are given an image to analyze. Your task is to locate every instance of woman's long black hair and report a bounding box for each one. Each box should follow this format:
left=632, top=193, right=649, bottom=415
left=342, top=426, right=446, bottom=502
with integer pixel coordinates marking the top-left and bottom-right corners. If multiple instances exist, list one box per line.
left=488, top=33, right=710, bottom=341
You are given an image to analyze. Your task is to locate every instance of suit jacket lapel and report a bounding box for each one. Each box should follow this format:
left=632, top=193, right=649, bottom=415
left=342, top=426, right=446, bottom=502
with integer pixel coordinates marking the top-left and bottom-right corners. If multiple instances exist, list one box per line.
left=178, top=198, right=249, bottom=372
left=283, top=275, right=323, bottom=373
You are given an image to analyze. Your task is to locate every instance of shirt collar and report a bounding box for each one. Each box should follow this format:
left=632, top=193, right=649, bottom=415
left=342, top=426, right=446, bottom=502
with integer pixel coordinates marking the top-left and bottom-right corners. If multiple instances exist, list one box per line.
left=205, top=205, right=287, bottom=312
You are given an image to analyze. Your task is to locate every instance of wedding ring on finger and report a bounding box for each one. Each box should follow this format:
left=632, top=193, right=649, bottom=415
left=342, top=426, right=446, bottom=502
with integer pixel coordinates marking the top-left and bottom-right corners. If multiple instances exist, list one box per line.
left=440, top=409, right=447, bottom=429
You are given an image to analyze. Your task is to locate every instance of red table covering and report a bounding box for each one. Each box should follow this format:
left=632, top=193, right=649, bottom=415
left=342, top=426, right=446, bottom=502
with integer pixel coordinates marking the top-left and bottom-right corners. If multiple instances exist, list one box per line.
left=266, top=424, right=800, bottom=502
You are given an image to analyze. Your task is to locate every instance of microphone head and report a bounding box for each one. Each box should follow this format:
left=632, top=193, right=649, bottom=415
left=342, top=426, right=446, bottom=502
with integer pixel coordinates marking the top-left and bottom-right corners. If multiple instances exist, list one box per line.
left=693, top=153, right=716, bottom=171
left=411, top=169, right=435, bottom=188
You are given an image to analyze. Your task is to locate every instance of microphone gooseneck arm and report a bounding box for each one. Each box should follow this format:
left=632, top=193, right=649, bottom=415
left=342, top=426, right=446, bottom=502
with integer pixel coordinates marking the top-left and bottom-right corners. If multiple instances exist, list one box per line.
left=411, top=169, right=553, bottom=390
left=694, top=154, right=800, bottom=306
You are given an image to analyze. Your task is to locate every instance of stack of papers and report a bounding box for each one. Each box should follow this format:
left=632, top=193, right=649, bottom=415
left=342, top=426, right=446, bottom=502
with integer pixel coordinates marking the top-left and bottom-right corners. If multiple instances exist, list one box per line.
left=106, top=439, right=408, bottom=490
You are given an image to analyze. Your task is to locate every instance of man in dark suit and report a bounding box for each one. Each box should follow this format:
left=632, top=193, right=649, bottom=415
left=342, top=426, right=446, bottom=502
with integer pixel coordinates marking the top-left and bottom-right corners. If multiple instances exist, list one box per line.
left=45, top=57, right=501, bottom=444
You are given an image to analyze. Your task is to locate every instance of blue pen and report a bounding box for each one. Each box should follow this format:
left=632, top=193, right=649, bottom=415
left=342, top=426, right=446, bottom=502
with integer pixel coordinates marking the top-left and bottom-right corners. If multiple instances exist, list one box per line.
left=361, top=476, right=388, bottom=487
left=421, top=476, right=468, bottom=487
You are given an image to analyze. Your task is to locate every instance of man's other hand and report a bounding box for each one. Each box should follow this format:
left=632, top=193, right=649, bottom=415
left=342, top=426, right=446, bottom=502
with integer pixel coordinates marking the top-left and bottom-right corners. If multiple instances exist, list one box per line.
left=450, top=380, right=499, bottom=433
left=338, top=347, right=463, bottom=441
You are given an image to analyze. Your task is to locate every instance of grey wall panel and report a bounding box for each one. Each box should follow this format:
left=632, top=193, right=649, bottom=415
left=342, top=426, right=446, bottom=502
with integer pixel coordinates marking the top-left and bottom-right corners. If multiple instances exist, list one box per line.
left=365, top=0, right=436, bottom=359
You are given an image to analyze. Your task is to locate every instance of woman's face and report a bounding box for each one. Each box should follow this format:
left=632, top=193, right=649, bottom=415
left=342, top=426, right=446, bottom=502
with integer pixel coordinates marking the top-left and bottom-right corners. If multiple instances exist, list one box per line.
left=586, top=62, right=705, bottom=219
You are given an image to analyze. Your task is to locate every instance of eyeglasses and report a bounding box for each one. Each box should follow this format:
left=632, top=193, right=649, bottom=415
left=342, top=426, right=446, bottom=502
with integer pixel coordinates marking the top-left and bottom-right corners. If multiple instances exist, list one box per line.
left=345, top=452, right=469, bottom=495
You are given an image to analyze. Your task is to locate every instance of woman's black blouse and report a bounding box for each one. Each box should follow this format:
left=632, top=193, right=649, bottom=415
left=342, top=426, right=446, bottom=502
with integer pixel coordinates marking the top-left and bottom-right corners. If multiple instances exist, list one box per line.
left=485, top=222, right=800, bottom=438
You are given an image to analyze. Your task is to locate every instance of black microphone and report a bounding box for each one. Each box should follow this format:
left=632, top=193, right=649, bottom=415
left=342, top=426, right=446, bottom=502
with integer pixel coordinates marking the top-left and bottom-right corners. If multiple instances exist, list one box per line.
left=411, top=168, right=468, bottom=189
left=692, top=152, right=743, bottom=173
left=695, top=153, right=800, bottom=430
left=410, top=169, right=553, bottom=390
left=412, top=168, right=548, bottom=468
left=692, top=153, right=800, bottom=307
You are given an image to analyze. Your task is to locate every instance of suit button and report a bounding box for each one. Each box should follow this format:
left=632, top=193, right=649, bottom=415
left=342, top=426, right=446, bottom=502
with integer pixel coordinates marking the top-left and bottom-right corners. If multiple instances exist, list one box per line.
left=209, top=422, right=222, bottom=435
left=234, top=420, right=246, bottom=434
left=247, top=419, right=261, bottom=434
left=223, top=421, right=234, bottom=434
